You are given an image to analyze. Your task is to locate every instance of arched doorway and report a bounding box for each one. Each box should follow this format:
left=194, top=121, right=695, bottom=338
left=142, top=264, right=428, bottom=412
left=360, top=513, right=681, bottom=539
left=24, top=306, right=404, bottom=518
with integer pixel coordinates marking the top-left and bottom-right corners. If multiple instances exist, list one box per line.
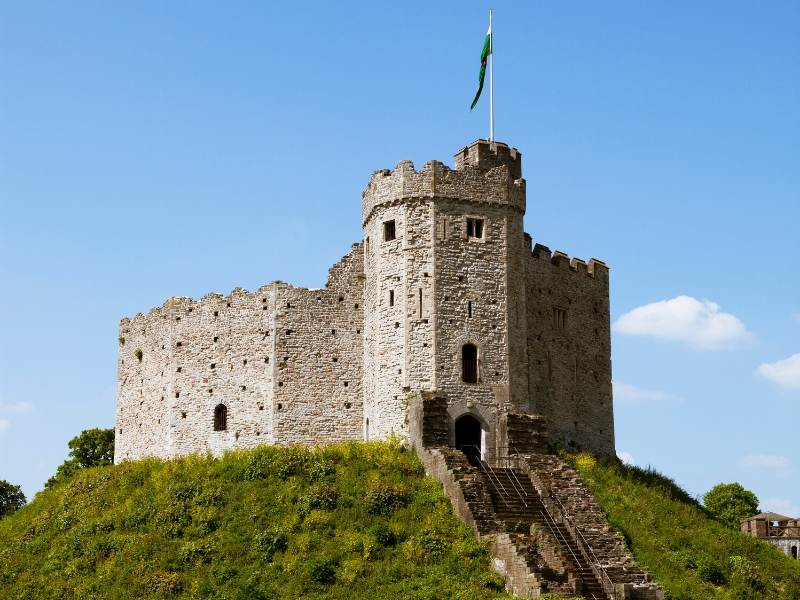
left=455, top=414, right=482, bottom=466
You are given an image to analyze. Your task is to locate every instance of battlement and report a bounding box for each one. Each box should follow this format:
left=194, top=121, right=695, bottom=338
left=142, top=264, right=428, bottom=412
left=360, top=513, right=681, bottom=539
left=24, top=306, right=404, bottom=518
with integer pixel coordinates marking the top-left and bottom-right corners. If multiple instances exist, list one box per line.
left=530, top=242, right=609, bottom=280
left=362, top=142, right=525, bottom=224
left=454, top=139, right=522, bottom=180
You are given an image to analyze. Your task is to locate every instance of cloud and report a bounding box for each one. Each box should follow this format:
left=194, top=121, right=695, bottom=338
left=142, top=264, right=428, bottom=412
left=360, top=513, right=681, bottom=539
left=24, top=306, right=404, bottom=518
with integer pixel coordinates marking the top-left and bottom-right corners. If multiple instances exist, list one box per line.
left=0, top=419, right=9, bottom=432
left=757, top=353, right=800, bottom=391
left=614, top=295, right=752, bottom=349
left=761, top=498, right=800, bottom=518
left=617, top=451, right=635, bottom=466
left=0, top=401, right=33, bottom=413
left=613, top=381, right=682, bottom=404
left=740, top=454, right=790, bottom=470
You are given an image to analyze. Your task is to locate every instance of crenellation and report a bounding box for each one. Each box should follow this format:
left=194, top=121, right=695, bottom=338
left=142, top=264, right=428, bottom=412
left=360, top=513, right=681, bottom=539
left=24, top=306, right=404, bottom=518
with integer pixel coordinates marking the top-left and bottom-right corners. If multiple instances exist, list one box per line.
left=117, top=139, right=615, bottom=462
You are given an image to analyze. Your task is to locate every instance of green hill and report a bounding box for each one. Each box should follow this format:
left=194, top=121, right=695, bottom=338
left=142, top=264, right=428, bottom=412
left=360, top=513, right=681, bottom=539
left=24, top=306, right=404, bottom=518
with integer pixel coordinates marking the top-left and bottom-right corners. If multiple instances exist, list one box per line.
left=2, top=443, right=799, bottom=600
left=570, top=453, right=800, bottom=599
left=0, top=441, right=511, bottom=600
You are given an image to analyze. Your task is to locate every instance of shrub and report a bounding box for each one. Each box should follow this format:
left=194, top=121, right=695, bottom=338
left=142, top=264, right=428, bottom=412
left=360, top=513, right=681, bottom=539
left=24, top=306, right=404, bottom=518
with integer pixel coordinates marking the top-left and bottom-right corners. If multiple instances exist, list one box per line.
left=368, top=521, right=396, bottom=547
left=134, top=348, right=143, bottom=362
left=729, top=555, right=765, bottom=592
left=297, top=483, right=338, bottom=517
left=364, top=482, right=409, bottom=515
left=695, top=557, right=725, bottom=585
left=252, top=529, right=288, bottom=561
left=307, top=557, right=336, bottom=585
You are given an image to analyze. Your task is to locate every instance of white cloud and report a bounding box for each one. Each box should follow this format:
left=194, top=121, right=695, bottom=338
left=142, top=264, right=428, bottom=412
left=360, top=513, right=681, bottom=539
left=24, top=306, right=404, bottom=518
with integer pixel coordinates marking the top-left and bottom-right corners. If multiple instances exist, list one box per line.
left=614, top=295, right=752, bottom=349
left=740, top=454, right=790, bottom=470
left=761, top=498, right=800, bottom=518
left=0, top=401, right=33, bottom=413
left=0, top=419, right=9, bottom=432
left=613, top=381, right=682, bottom=404
left=617, top=451, right=635, bottom=466
left=757, top=353, right=800, bottom=391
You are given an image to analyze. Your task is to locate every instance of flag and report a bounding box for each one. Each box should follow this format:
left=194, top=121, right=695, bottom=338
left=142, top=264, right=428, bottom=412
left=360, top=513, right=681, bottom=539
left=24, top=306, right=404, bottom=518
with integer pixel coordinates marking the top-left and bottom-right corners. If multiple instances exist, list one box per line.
left=470, top=24, right=492, bottom=110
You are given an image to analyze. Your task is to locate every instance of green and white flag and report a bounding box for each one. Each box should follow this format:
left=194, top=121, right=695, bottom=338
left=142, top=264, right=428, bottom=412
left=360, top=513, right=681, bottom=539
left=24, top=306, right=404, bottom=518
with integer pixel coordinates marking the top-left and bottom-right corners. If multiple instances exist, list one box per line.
left=470, top=22, right=492, bottom=110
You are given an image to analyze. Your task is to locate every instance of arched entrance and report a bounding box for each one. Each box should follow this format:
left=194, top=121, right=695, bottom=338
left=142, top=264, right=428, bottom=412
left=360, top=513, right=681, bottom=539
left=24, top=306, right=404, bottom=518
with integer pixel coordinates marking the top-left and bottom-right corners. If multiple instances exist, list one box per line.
left=792, top=546, right=797, bottom=560
left=455, top=414, right=482, bottom=466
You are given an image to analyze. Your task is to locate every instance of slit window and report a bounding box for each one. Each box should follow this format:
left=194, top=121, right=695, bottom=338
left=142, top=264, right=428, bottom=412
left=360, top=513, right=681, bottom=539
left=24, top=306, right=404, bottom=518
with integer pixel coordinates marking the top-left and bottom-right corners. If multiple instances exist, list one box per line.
left=383, top=219, right=396, bottom=242
left=462, top=344, right=478, bottom=384
left=466, top=218, right=484, bottom=239
left=467, top=300, right=473, bottom=318
left=553, top=307, right=567, bottom=330
left=389, top=289, right=395, bottom=307
left=213, top=404, right=228, bottom=431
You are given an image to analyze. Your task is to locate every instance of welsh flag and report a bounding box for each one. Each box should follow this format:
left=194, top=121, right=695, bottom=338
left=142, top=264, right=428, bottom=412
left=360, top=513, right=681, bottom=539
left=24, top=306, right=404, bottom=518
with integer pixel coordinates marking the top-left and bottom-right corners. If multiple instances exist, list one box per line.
left=470, top=24, right=492, bottom=110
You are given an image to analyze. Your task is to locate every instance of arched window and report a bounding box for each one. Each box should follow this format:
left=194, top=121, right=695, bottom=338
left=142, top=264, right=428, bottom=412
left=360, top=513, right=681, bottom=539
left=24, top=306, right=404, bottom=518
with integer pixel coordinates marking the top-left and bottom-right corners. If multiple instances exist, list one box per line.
left=213, top=404, right=228, bottom=431
left=462, top=343, right=478, bottom=384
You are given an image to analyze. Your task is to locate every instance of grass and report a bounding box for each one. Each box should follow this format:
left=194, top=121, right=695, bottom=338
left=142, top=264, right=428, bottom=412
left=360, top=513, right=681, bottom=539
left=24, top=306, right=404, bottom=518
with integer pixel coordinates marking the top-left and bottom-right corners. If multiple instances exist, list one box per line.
left=0, top=441, right=513, bottom=600
left=568, top=453, right=800, bottom=600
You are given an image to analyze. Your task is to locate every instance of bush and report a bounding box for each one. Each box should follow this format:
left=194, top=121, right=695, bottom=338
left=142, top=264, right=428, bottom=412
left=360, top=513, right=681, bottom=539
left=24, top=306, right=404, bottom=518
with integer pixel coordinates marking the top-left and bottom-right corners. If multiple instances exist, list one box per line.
left=297, top=483, right=338, bottom=517
left=368, top=521, right=396, bottom=547
left=696, top=557, right=726, bottom=585
left=364, top=482, right=409, bottom=515
left=252, top=529, right=288, bottom=561
left=307, top=557, right=336, bottom=585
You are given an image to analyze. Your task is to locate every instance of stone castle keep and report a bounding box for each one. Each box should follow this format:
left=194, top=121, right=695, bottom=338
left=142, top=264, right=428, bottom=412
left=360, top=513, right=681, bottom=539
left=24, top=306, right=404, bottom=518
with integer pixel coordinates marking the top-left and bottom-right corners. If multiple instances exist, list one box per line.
left=115, top=140, right=615, bottom=463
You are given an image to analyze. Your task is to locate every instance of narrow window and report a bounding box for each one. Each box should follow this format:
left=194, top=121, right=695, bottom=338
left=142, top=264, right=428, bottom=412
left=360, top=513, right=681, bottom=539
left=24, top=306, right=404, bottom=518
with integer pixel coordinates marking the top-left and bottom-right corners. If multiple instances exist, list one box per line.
left=462, top=344, right=478, bottom=384
left=553, top=307, right=567, bottom=330
left=389, top=289, right=395, bottom=307
left=418, top=288, right=423, bottom=318
left=466, top=218, right=484, bottom=239
left=383, top=219, right=396, bottom=242
left=213, top=404, right=228, bottom=431
left=365, top=236, right=370, bottom=253
left=467, top=300, right=473, bottom=318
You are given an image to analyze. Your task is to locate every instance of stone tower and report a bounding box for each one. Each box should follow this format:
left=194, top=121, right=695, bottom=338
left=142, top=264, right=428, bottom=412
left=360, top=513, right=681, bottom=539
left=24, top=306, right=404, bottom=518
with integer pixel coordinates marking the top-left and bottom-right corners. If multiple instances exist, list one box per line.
left=363, top=140, right=530, bottom=451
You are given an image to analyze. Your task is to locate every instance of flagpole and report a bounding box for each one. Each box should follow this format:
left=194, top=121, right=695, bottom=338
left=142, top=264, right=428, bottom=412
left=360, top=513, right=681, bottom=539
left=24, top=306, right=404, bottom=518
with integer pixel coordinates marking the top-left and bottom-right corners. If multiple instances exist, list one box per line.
left=489, top=9, right=494, bottom=142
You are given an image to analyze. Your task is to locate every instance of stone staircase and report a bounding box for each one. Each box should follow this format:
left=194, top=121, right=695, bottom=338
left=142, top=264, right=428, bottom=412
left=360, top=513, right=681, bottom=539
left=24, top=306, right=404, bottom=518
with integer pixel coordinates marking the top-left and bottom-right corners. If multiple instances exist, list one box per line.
left=487, top=468, right=610, bottom=600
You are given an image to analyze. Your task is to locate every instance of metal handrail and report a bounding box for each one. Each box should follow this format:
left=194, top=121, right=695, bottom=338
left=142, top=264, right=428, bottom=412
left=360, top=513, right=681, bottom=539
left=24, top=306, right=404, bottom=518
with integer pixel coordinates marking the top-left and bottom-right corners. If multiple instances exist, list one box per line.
left=547, top=491, right=616, bottom=597
left=461, top=445, right=511, bottom=508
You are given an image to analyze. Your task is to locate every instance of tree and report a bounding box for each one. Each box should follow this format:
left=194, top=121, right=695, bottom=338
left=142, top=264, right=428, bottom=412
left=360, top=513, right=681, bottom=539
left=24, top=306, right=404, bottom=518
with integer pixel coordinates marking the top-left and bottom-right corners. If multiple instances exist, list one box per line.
left=0, top=479, right=26, bottom=518
left=703, top=482, right=759, bottom=529
left=45, top=428, right=115, bottom=490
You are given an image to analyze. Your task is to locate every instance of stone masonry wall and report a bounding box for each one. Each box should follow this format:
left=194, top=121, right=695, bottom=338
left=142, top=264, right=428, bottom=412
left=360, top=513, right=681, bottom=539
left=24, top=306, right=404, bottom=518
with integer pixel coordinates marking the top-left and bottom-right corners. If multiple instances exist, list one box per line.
left=116, top=245, right=365, bottom=461
left=272, top=244, right=364, bottom=444
left=526, top=242, right=615, bottom=455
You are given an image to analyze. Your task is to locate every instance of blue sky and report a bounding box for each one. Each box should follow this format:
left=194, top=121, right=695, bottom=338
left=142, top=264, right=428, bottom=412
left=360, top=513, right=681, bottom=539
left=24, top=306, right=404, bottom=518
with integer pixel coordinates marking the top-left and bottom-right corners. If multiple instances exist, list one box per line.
left=1, top=1, right=797, bottom=513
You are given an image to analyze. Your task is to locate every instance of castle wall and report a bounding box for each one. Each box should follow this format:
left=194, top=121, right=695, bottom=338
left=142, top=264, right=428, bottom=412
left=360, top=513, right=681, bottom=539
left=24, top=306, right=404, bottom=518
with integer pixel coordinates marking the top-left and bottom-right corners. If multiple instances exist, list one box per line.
left=272, top=244, right=364, bottom=444
left=116, top=246, right=365, bottom=461
left=525, top=244, right=615, bottom=455
left=116, top=310, right=173, bottom=461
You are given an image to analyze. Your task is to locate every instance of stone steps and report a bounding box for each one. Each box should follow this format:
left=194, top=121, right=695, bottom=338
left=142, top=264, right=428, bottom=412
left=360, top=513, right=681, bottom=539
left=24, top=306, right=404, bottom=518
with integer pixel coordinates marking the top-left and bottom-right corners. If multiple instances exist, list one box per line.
left=485, top=467, right=611, bottom=600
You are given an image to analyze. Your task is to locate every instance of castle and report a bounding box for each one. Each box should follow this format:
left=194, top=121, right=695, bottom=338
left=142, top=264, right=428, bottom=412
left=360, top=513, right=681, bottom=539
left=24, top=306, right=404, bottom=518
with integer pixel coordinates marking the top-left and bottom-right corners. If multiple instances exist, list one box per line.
left=115, top=140, right=615, bottom=463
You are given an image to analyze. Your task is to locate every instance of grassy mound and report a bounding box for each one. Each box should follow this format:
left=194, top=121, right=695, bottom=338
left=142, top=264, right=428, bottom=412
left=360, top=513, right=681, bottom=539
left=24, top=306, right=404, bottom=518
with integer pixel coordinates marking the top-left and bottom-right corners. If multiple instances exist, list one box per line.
left=570, top=454, right=800, bottom=600
left=0, top=441, right=512, bottom=600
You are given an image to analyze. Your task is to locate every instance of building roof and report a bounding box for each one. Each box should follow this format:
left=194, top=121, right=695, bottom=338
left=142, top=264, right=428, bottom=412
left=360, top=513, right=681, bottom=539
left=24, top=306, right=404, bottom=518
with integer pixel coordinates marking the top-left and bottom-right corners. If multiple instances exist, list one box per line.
left=742, top=512, right=795, bottom=522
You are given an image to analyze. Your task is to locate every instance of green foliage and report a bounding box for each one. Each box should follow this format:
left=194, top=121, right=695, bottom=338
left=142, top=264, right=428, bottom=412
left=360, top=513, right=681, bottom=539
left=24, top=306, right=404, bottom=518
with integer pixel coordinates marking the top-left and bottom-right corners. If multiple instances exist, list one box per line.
left=570, top=455, right=800, bottom=599
left=0, top=480, right=26, bottom=518
left=134, top=348, right=143, bottom=361
left=0, top=442, right=515, bottom=599
left=703, top=482, right=759, bottom=529
left=45, top=427, right=115, bottom=490
left=364, top=481, right=410, bottom=515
